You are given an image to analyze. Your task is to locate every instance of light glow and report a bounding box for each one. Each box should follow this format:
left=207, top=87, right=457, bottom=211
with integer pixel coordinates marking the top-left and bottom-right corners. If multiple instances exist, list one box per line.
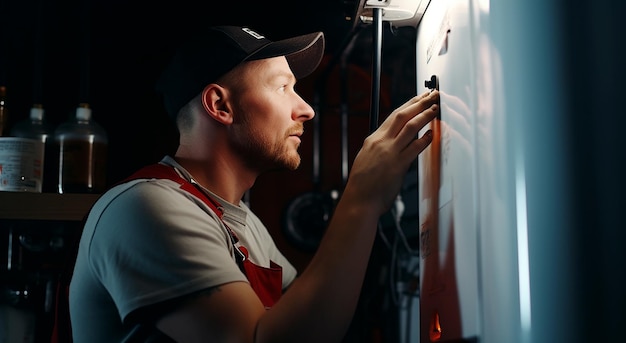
left=515, top=148, right=532, bottom=342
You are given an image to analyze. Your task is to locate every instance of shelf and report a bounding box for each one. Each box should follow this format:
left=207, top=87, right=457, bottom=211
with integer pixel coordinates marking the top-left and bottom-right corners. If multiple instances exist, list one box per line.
left=0, top=192, right=101, bottom=221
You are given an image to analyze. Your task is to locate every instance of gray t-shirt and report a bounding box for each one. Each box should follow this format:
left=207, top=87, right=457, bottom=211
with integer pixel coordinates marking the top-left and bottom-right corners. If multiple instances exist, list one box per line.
left=69, top=156, right=296, bottom=342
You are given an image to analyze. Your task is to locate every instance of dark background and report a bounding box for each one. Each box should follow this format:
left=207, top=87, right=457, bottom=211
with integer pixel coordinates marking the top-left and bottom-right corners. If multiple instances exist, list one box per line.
left=1, top=1, right=421, bottom=341
left=4, top=1, right=626, bottom=343
left=0, top=0, right=419, bottom=265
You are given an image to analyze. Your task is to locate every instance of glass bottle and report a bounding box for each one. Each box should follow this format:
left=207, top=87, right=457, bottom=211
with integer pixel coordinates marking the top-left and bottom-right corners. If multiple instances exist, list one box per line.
left=55, top=103, right=108, bottom=194
left=0, top=86, right=8, bottom=136
left=10, top=104, right=56, bottom=192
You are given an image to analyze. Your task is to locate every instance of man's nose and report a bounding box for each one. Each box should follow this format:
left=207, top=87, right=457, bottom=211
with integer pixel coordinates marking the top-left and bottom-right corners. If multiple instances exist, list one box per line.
left=294, top=96, right=315, bottom=121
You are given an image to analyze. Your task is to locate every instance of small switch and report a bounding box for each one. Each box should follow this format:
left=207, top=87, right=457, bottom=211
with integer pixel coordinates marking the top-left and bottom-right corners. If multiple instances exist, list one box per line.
left=425, top=75, right=439, bottom=90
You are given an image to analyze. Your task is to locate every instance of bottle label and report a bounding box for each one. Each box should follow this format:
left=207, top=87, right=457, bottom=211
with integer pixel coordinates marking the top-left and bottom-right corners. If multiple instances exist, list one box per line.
left=0, top=138, right=44, bottom=193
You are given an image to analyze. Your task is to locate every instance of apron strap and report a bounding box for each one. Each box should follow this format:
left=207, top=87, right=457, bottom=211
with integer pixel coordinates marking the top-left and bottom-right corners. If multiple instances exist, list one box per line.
left=122, top=163, right=282, bottom=308
left=121, top=163, right=245, bottom=266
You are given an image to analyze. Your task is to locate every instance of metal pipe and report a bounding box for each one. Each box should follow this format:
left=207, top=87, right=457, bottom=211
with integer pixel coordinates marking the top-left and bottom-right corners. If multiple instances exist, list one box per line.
left=370, top=7, right=383, bottom=133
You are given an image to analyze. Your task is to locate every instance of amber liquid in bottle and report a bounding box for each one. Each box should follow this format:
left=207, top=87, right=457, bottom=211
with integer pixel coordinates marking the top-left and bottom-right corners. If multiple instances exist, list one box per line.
left=55, top=103, right=108, bottom=194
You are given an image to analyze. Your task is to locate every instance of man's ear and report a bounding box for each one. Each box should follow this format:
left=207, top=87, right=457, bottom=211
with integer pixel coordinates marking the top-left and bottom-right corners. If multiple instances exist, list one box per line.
left=201, top=84, right=233, bottom=125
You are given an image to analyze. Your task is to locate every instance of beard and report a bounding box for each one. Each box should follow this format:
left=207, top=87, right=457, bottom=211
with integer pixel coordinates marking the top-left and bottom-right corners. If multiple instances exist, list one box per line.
left=230, top=120, right=303, bottom=172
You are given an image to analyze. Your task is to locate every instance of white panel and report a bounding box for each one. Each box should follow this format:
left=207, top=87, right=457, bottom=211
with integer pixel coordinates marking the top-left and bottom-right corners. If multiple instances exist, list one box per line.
left=471, top=1, right=526, bottom=342
left=414, top=1, right=626, bottom=342
left=415, top=0, right=481, bottom=341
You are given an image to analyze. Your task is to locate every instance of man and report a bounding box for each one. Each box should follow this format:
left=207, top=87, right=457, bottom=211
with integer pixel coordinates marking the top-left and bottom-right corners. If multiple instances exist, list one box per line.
left=69, top=25, right=439, bottom=342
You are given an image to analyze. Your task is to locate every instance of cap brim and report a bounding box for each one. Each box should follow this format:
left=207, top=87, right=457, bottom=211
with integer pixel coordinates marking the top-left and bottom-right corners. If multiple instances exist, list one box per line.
left=247, top=32, right=325, bottom=79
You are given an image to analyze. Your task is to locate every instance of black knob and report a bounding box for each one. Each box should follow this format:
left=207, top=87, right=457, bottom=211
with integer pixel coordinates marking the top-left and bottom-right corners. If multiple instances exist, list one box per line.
left=425, top=75, right=439, bottom=90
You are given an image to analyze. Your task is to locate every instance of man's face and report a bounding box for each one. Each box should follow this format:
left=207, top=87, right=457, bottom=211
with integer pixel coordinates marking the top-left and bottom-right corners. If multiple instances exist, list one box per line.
left=227, top=56, right=315, bottom=172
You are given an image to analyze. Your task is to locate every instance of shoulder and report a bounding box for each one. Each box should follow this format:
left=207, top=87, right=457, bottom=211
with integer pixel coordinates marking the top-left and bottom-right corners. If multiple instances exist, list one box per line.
left=92, top=179, right=217, bottom=223
left=84, top=179, right=227, bottom=248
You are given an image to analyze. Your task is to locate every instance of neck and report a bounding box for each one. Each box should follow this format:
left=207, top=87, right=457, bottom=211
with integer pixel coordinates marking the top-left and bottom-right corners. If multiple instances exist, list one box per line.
left=173, top=151, right=257, bottom=205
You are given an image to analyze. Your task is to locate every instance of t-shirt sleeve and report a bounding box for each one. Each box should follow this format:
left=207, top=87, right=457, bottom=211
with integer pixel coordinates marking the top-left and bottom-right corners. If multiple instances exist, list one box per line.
left=87, top=180, right=248, bottom=321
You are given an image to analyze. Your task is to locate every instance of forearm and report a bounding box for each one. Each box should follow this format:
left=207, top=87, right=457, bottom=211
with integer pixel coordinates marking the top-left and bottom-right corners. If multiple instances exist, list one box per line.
left=156, top=91, right=438, bottom=343
left=256, top=186, right=382, bottom=343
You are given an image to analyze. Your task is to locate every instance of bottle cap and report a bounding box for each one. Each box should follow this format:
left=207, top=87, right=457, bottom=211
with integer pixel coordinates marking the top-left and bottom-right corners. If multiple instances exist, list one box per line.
left=30, top=104, right=44, bottom=120
left=76, top=103, right=91, bottom=120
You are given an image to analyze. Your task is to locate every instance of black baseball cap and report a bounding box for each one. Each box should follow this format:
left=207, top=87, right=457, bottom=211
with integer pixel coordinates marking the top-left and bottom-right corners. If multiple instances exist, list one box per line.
left=156, top=26, right=325, bottom=120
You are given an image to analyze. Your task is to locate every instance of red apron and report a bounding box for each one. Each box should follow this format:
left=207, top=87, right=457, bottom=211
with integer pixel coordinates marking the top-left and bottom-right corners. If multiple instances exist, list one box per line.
left=123, top=163, right=283, bottom=308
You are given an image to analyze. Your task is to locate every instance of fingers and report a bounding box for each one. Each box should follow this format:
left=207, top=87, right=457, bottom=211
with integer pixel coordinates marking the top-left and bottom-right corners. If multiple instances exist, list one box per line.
left=393, top=90, right=433, bottom=113
left=409, top=101, right=439, bottom=132
left=345, top=91, right=439, bottom=214
left=378, top=90, right=439, bottom=137
left=405, top=90, right=439, bottom=114
left=392, top=91, right=439, bottom=152
left=364, top=89, right=439, bottom=159
left=409, top=129, right=434, bottom=156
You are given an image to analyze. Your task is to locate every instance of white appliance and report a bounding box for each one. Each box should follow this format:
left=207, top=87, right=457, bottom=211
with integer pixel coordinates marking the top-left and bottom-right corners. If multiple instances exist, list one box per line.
left=356, top=0, right=626, bottom=342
